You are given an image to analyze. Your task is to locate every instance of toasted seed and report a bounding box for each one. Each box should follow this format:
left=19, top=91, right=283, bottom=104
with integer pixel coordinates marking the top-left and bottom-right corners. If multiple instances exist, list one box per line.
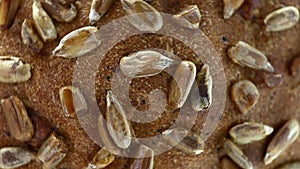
left=52, top=26, right=100, bottom=58
left=221, top=157, right=240, bottom=169
left=162, top=127, right=204, bottom=155
left=89, top=0, right=115, bottom=25
left=106, top=91, right=132, bottom=149
left=41, top=0, right=77, bottom=22
left=291, top=57, right=300, bottom=77
left=0, top=0, right=20, bottom=28
left=174, top=5, right=201, bottom=29
left=276, top=161, right=300, bottom=169
left=130, top=144, right=154, bottom=169
left=0, top=96, right=34, bottom=141
left=86, top=148, right=115, bottom=169
left=190, top=64, right=213, bottom=111
left=0, top=147, right=35, bottom=169
left=264, top=6, right=299, bottom=32
left=229, top=122, right=273, bottom=144
left=120, top=50, right=174, bottom=78
left=168, top=61, right=196, bottom=111
left=0, top=56, right=31, bottom=83
left=120, top=0, right=163, bottom=32
left=228, top=41, right=274, bottom=72
left=231, top=80, right=259, bottom=114
left=32, top=1, right=57, bottom=42
left=223, top=0, right=244, bottom=19
left=59, top=86, right=87, bottom=118
left=37, top=133, right=68, bottom=169
left=223, top=140, right=253, bottom=169
left=53, top=0, right=75, bottom=5
left=264, top=119, right=300, bottom=165
left=21, top=19, right=44, bottom=53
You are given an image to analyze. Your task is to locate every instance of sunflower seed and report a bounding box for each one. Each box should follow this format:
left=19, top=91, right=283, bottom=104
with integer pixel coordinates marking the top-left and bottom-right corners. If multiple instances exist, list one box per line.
left=223, top=139, right=253, bottom=169
left=168, top=61, right=196, bottom=111
left=221, top=157, right=240, bottom=169
left=59, top=86, right=87, bottom=118
left=291, top=57, right=300, bottom=77
left=32, top=1, right=57, bottom=42
left=0, top=96, right=34, bottom=141
left=120, top=0, right=163, bottom=32
left=89, top=0, right=115, bottom=25
left=53, top=0, right=75, bottom=5
left=228, top=41, right=275, bottom=73
left=174, top=5, right=201, bottom=29
left=264, top=119, right=300, bottom=165
left=0, top=147, right=35, bottom=169
left=21, top=19, right=44, bottom=53
left=86, top=148, right=115, bottom=169
left=106, top=91, right=132, bottom=149
left=41, top=0, right=77, bottom=22
left=190, top=64, right=213, bottom=111
left=229, top=122, right=273, bottom=144
left=52, top=26, right=100, bottom=58
left=231, top=80, right=259, bottom=114
left=120, top=50, right=174, bottom=78
left=37, top=133, right=68, bottom=169
left=162, top=127, right=204, bottom=155
left=0, top=0, right=20, bottom=28
left=276, top=161, right=300, bottom=169
left=264, top=6, right=299, bottom=32
left=130, top=144, right=154, bottom=169
left=223, top=0, right=244, bottom=19
left=0, top=56, right=31, bottom=83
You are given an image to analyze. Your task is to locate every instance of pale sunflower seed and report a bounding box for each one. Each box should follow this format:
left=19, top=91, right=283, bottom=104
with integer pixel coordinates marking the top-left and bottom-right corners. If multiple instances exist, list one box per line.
left=89, top=0, right=115, bottom=25
left=174, top=5, right=201, bottom=29
left=0, top=147, right=35, bottom=169
left=59, top=86, right=87, bottom=118
left=41, top=0, right=77, bottom=22
left=32, top=1, right=57, bottom=42
left=37, top=133, right=68, bottom=169
left=0, top=56, right=31, bottom=83
left=0, top=0, right=20, bottom=28
left=162, top=127, right=204, bottom=155
left=223, top=0, right=244, bottom=19
left=120, top=0, right=163, bottom=32
left=21, top=19, right=44, bottom=53
left=168, top=61, right=196, bottom=111
left=52, top=26, right=100, bottom=58
left=276, top=161, right=300, bottom=169
left=264, top=6, right=299, bottom=32
left=0, top=96, right=34, bottom=142
left=231, top=80, right=259, bottom=114
left=228, top=41, right=275, bottom=73
left=130, top=144, right=154, bottom=169
left=120, top=50, right=174, bottom=78
left=264, top=119, right=300, bottom=165
left=223, top=139, right=253, bottom=169
left=190, top=64, right=213, bottom=111
left=229, top=122, right=273, bottom=144
left=220, top=157, right=240, bottom=169
left=86, top=148, right=115, bottom=169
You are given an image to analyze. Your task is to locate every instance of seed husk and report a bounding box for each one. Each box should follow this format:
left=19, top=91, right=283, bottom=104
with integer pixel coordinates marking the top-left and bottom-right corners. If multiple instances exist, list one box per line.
left=0, top=147, right=35, bottom=169
left=174, top=5, right=201, bottom=29
left=53, top=0, right=75, bottom=5
left=120, top=0, right=163, bottom=32
left=37, top=133, right=68, bottom=169
left=190, top=64, right=213, bottom=111
left=130, top=144, right=154, bottom=169
left=229, top=122, right=273, bottom=144
left=89, top=0, right=115, bottom=25
left=52, top=26, right=100, bottom=58
left=228, top=41, right=275, bottom=73
left=162, top=127, right=204, bottom=155
left=120, top=50, right=174, bottom=78
left=21, top=19, right=44, bottom=53
left=223, top=0, right=244, bottom=19
left=0, top=96, right=34, bottom=142
left=32, top=1, right=57, bottom=42
left=168, top=61, right=197, bottom=111
left=264, top=119, right=300, bottom=165
left=276, top=161, right=300, bottom=169
left=231, top=80, right=259, bottom=114
left=41, top=0, right=77, bottom=22
left=0, top=56, right=31, bottom=83
left=221, top=157, right=240, bottom=169
left=223, top=139, right=253, bottom=169
left=0, top=0, right=20, bottom=28
left=86, top=148, right=115, bottom=169
left=106, top=91, right=132, bottom=149
left=264, top=6, right=299, bottom=32
left=59, top=86, right=87, bottom=118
